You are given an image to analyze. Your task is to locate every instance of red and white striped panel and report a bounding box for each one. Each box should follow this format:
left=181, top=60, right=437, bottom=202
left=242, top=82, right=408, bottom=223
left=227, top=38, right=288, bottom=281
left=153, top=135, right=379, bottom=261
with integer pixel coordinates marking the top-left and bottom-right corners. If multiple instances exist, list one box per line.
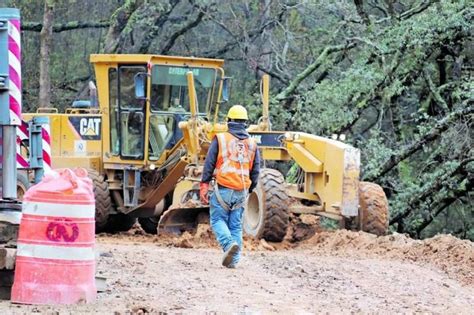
left=16, top=121, right=52, bottom=171
left=41, top=123, right=52, bottom=173
left=8, top=18, right=21, bottom=126
left=16, top=120, right=29, bottom=168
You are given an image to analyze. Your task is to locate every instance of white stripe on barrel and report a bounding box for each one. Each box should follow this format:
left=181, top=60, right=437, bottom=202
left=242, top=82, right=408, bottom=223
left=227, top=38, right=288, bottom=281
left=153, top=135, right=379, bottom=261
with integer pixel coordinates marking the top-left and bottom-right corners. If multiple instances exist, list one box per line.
left=17, top=243, right=95, bottom=261
left=22, top=201, right=95, bottom=219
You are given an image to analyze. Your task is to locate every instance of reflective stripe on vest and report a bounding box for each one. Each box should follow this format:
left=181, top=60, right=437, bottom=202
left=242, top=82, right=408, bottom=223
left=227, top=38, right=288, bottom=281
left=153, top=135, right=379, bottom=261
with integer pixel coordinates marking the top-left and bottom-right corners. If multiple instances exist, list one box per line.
left=215, top=133, right=257, bottom=190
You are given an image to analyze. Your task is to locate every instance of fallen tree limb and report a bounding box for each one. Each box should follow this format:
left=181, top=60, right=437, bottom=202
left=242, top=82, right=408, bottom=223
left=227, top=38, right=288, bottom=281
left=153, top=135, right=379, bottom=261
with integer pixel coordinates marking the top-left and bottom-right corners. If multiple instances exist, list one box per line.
left=274, top=42, right=356, bottom=101
left=389, top=158, right=473, bottom=225
left=412, top=169, right=473, bottom=237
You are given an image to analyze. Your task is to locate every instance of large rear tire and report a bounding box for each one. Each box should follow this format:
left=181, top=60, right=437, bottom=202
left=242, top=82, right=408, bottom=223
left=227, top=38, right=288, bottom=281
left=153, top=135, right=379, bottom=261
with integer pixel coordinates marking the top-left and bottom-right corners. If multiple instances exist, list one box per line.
left=358, top=181, right=389, bottom=236
left=243, top=168, right=289, bottom=242
left=88, top=170, right=112, bottom=233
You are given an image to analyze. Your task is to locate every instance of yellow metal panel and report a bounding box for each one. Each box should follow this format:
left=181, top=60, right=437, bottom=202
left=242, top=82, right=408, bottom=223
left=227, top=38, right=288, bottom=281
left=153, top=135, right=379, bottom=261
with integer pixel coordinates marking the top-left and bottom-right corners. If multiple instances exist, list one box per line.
left=285, top=142, right=323, bottom=173
left=260, top=148, right=291, bottom=161
left=281, top=132, right=360, bottom=216
left=23, top=113, right=103, bottom=171
left=172, top=179, right=196, bottom=205
left=52, top=156, right=101, bottom=172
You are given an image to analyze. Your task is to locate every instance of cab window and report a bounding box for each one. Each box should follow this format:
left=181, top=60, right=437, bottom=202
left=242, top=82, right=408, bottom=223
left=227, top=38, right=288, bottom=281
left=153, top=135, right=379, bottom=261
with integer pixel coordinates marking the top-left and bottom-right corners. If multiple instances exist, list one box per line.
left=120, top=112, right=144, bottom=158
left=150, top=65, right=217, bottom=113
left=108, top=65, right=146, bottom=159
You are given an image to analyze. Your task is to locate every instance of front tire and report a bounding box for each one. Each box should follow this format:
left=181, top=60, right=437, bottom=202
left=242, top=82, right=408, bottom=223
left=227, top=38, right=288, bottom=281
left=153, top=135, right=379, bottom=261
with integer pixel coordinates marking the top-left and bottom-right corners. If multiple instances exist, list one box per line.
left=358, top=181, right=389, bottom=236
left=88, top=170, right=112, bottom=233
left=243, top=168, right=289, bottom=242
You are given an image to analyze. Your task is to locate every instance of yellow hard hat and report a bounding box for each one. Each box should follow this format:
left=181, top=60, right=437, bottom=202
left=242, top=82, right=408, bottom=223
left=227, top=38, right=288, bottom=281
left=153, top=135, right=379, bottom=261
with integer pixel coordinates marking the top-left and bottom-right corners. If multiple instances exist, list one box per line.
left=227, top=105, right=248, bottom=120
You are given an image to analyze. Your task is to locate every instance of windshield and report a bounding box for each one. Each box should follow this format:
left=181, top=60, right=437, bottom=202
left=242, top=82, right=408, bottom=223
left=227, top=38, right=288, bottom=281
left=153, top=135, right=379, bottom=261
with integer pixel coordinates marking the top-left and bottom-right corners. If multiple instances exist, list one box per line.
left=150, top=65, right=217, bottom=113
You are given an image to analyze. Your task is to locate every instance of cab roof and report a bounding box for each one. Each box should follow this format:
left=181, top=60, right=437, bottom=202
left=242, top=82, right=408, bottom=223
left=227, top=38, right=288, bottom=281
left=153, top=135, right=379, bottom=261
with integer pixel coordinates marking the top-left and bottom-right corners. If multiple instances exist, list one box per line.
left=90, top=54, right=225, bottom=68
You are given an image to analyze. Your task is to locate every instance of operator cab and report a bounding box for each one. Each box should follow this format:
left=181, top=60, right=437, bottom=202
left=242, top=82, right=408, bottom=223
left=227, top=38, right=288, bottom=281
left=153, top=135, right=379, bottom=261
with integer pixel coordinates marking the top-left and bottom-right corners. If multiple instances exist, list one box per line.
left=101, top=55, right=227, bottom=165
left=147, top=65, right=221, bottom=160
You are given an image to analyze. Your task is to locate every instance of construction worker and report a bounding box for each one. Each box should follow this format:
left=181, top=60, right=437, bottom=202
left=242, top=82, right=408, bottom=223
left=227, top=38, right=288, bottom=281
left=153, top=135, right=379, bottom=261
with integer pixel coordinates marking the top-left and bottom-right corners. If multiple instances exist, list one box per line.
left=200, top=105, right=260, bottom=268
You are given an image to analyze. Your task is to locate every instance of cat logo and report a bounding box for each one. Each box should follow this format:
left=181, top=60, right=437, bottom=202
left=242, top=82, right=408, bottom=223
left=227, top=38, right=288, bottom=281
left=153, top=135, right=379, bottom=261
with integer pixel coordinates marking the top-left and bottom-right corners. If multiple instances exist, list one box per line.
left=69, top=116, right=102, bottom=140
left=79, top=118, right=101, bottom=136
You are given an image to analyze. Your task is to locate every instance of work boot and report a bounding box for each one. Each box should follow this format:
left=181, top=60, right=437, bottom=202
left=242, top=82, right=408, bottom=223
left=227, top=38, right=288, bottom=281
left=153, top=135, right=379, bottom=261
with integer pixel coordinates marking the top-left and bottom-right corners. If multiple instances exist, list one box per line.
left=222, top=242, right=239, bottom=267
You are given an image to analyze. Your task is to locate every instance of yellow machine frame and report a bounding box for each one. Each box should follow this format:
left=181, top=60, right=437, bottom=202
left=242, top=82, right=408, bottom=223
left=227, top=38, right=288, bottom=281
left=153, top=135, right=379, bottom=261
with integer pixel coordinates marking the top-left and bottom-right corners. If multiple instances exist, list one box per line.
left=24, top=53, right=362, bottom=232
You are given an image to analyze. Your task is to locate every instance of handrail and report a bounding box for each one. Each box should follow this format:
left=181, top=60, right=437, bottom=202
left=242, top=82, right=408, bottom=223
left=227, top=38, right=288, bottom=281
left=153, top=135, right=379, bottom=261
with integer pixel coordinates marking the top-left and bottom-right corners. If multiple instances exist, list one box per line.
left=36, top=108, right=58, bottom=114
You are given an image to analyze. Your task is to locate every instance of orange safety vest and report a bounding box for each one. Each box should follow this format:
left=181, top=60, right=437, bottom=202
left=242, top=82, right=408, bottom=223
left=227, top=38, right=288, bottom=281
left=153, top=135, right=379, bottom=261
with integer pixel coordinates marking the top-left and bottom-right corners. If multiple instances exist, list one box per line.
left=215, top=132, right=257, bottom=191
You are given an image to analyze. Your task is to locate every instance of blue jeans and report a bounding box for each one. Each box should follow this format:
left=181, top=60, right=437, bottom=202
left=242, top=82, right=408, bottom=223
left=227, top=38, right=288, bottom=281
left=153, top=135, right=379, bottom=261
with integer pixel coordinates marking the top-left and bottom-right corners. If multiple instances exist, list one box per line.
left=209, top=186, right=245, bottom=266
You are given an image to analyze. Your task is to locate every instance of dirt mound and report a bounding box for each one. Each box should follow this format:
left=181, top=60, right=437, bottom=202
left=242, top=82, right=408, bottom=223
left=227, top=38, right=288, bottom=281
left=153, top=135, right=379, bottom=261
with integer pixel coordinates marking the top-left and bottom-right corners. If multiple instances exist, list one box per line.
left=97, top=217, right=473, bottom=285
left=98, top=223, right=219, bottom=249
left=299, top=230, right=474, bottom=285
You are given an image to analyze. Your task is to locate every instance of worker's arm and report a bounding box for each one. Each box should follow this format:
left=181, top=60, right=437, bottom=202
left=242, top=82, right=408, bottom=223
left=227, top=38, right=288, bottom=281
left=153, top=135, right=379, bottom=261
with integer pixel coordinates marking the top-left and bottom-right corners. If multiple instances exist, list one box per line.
left=249, top=149, right=260, bottom=193
left=200, top=137, right=218, bottom=204
left=201, top=137, right=218, bottom=183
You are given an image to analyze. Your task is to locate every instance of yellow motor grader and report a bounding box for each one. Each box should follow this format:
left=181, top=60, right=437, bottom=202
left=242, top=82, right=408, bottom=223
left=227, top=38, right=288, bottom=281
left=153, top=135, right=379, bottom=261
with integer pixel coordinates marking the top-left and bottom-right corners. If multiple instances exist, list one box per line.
left=24, top=54, right=389, bottom=241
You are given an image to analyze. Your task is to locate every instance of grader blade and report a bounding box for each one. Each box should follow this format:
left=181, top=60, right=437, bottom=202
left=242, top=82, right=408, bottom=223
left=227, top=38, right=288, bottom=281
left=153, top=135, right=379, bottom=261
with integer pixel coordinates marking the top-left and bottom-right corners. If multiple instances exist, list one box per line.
left=158, top=201, right=209, bottom=235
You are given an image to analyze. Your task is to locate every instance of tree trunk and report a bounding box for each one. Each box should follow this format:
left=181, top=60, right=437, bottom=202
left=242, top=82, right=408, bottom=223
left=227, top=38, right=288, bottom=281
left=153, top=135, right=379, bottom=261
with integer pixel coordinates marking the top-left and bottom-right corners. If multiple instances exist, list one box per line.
left=102, top=0, right=144, bottom=53
left=256, top=0, right=272, bottom=77
left=39, top=0, right=54, bottom=108
left=354, top=0, right=370, bottom=25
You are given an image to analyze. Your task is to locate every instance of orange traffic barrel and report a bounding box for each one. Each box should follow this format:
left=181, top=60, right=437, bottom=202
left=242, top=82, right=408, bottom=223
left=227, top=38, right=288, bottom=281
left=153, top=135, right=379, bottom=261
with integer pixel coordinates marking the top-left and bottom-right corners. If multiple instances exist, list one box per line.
left=11, top=168, right=96, bottom=304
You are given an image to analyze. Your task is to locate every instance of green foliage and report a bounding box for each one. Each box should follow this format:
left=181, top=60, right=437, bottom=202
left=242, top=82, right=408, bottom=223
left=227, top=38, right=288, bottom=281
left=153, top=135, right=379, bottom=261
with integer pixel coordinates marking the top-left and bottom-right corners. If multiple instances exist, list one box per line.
left=320, top=217, right=339, bottom=231
left=359, top=130, right=394, bottom=179
left=285, top=163, right=298, bottom=184
left=13, top=0, right=474, bottom=239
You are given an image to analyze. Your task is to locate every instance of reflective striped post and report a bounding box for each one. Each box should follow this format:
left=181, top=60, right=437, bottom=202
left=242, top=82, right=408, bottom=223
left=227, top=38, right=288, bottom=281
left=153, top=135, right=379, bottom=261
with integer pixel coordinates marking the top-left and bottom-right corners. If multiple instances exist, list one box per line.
left=0, top=8, right=21, bottom=200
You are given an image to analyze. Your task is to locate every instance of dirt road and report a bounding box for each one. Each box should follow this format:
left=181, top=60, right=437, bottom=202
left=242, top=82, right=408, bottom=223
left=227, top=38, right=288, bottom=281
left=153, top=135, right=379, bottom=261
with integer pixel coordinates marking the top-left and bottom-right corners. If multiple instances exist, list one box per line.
left=1, top=225, right=473, bottom=314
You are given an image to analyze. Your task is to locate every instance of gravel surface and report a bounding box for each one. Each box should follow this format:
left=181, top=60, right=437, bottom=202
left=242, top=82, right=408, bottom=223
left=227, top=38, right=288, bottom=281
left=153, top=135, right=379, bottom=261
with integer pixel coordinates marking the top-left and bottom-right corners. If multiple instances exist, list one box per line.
left=1, top=225, right=473, bottom=314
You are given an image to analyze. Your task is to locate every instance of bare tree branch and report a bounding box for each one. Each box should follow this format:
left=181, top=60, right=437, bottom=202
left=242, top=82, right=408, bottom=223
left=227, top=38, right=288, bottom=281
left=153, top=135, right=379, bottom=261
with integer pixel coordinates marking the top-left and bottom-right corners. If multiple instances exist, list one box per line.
left=375, top=0, right=436, bottom=24
left=255, top=65, right=289, bottom=84
left=413, top=173, right=472, bottom=236
left=160, top=7, right=207, bottom=54
left=137, top=0, right=180, bottom=54
left=22, top=21, right=110, bottom=32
